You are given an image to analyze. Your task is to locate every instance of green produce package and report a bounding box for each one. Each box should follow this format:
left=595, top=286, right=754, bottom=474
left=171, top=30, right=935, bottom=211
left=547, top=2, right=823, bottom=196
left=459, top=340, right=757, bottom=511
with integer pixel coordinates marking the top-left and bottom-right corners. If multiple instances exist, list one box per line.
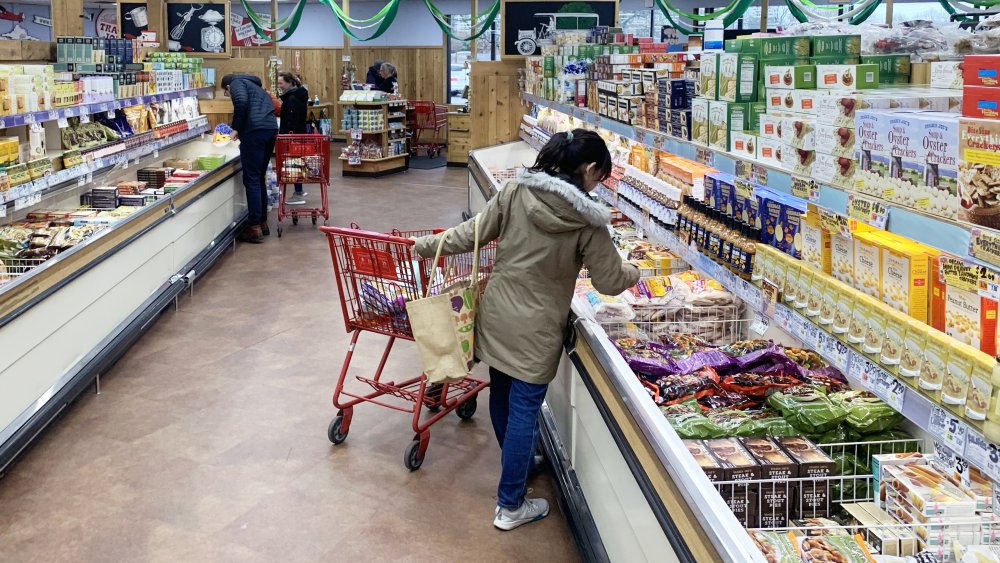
left=767, top=385, right=848, bottom=434
left=830, top=390, right=903, bottom=434
left=661, top=402, right=723, bottom=439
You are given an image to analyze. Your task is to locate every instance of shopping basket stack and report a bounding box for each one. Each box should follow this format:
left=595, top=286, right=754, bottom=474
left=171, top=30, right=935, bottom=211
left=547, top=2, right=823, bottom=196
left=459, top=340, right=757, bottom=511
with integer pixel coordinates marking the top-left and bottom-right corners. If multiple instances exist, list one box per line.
left=274, top=134, right=331, bottom=236
left=320, top=225, right=495, bottom=470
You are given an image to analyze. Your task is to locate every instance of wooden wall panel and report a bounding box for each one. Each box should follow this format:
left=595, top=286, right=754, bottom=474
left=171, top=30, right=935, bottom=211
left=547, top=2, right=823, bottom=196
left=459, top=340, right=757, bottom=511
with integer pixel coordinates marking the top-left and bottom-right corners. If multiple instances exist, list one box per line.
left=229, top=46, right=445, bottom=135
left=469, top=60, right=525, bottom=151
left=53, top=0, right=85, bottom=36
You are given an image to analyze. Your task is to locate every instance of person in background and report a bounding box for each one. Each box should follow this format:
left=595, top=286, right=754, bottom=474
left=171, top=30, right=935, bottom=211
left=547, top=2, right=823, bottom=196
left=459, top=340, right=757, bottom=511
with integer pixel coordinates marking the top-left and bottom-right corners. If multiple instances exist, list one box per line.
left=365, top=60, right=384, bottom=90
left=222, top=73, right=278, bottom=243
left=377, top=62, right=398, bottom=94
left=412, top=129, right=639, bottom=531
left=277, top=71, right=309, bottom=205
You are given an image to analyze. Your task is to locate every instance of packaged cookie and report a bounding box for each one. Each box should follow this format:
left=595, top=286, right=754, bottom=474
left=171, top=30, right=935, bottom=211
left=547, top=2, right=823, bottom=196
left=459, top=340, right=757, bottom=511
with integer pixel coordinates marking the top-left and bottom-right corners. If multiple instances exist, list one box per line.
left=818, top=282, right=837, bottom=327
left=880, top=310, right=908, bottom=369
left=941, top=343, right=975, bottom=408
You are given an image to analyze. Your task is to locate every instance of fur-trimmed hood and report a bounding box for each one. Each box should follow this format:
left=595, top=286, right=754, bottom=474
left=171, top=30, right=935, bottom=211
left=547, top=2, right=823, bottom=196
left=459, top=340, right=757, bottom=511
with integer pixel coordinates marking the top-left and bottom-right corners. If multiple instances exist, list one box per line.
left=514, top=168, right=610, bottom=232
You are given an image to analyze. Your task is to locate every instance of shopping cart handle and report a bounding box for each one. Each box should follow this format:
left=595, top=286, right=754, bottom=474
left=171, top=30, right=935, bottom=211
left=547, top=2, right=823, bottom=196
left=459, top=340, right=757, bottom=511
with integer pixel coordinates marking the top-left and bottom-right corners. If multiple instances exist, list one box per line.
left=319, top=226, right=416, bottom=246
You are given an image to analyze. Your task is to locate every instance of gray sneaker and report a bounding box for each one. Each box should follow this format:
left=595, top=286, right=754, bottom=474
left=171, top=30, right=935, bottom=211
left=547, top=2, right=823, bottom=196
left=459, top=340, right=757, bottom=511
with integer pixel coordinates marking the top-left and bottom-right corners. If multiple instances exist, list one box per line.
left=493, top=498, right=549, bottom=531
left=285, top=195, right=306, bottom=205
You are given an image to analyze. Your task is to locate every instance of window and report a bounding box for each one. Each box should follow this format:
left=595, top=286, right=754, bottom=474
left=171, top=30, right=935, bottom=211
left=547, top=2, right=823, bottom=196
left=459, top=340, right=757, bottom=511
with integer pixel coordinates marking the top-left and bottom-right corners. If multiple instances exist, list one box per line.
left=738, top=6, right=798, bottom=31
left=620, top=9, right=655, bottom=38
left=446, top=15, right=500, bottom=105
left=866, top=2, right=954, bottom=26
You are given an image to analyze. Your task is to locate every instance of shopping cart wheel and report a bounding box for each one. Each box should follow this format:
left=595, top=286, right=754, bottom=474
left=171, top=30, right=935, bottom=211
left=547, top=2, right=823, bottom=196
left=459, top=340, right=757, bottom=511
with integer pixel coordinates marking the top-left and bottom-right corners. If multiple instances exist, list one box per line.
left=328, top=414, right=349, bottom=444
left=405, top=440, right=424, bottom=470
left=292, top=216, right=299, bottom=226
left=456, top=396, right=477, bottom=420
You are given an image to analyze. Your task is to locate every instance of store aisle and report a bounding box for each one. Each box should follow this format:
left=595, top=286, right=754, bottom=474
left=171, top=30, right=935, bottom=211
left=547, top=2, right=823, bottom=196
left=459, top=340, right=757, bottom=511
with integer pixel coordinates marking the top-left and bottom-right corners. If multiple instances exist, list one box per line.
left=0, top=160, right=580, bottom=563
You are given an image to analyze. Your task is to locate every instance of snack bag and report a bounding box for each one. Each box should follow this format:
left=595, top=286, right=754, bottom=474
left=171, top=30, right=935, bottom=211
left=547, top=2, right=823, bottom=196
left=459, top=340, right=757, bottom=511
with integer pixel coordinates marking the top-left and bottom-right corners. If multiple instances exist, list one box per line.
left=212, top=123, right=234, bottom=146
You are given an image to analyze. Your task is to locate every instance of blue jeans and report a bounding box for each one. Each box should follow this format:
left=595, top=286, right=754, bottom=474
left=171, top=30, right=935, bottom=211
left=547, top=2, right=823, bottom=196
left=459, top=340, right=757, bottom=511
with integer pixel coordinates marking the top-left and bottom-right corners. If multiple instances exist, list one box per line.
left=489, top=367, right=548, bottom=510
left=239, top=129, right=277, bottom=224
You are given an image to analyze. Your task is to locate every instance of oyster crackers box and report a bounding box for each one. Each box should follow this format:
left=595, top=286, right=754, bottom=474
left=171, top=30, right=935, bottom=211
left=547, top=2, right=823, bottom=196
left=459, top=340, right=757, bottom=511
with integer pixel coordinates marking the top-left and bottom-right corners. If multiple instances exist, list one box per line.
left=855, top=109, right=892, bottom=198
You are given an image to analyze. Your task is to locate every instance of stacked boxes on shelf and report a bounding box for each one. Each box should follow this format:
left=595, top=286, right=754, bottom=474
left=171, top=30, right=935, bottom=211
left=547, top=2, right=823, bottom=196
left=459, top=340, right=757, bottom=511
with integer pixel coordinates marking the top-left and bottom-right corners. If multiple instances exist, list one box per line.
left=958, top=56, right=1000, bottom=229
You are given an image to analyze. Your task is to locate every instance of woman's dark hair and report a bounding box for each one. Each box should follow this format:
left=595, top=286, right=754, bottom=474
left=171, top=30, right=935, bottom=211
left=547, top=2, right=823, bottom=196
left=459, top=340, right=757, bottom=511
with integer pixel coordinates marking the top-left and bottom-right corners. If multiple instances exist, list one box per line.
left=277, top=71, right=302, bottom=87
left=528, top=129, right=612, bottom=191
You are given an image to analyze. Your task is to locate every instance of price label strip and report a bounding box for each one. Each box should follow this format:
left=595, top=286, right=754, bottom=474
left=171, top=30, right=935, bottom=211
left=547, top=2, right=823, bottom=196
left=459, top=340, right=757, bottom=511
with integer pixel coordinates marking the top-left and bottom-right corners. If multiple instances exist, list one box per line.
left=965, top=430, right=1000, bottom=483
left=929, top=406, right=968, bottom=454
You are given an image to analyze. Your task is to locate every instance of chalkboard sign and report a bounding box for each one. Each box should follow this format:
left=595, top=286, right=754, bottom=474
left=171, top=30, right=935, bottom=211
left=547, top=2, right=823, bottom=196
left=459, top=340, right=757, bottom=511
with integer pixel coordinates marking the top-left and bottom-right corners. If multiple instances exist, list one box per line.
left=118, top=2, right=149, bottom=40
left=501, top=0, right=616, bottom=58
left=166, top=2, right=230, bottom=56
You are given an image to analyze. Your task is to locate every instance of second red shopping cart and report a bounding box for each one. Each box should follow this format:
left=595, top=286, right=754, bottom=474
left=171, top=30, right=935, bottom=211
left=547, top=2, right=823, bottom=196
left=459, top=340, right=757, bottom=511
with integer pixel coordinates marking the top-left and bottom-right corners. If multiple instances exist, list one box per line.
left=274, top=133, right=331, bottom=236
left=320, top=225, right=495, bottom=470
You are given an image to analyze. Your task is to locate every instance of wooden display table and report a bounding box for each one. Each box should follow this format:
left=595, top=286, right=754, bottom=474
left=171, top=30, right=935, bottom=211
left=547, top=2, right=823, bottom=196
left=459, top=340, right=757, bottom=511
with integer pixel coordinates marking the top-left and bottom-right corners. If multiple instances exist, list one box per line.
left=338, top=99, right=409, bottom=177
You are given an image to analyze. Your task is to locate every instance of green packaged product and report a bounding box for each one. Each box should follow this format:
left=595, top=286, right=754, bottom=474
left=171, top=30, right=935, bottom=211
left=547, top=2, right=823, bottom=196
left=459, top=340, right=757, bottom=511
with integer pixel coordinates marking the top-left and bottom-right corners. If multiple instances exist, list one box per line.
left=811, top=35, right=862, bottom=58
left=811, top=55, right=861, bottom=66
left=747, top=409, right=800, bottom=437
left=718, top=53, right=758, bottom=103
left=760, top=37, right=810, bottom=59
left=749, top=530, right=799, bottom=563
left=661, top=403, right=724, bottom=439
left=861, top=54, right=911, bottom=77
left=830, top=390, right=903, bottom=434
left=766, top=385, right=848, bottom=434
left=726, top=37, right=761, bottom=54
left=706, top=409, right=760, bottom=437
left=815, top=424, right=863, bottom=445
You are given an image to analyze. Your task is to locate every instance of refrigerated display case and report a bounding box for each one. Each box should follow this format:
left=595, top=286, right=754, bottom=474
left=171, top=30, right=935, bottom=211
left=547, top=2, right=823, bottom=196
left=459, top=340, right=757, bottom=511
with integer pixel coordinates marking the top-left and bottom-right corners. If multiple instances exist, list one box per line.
left=467, top=140, right=539, bottom=216
left=0, top=124, right=246, bottom=473
left=468, top=138, right=765, bottom=562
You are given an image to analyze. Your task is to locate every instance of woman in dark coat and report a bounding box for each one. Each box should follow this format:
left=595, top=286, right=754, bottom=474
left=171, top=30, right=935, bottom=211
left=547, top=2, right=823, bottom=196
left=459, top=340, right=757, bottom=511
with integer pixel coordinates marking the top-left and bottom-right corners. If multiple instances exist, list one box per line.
left=366, top=60, right=384, bottom=90
left=377, top=62, right=398, bottom=94
left=277, top=71, right=309, bottom=204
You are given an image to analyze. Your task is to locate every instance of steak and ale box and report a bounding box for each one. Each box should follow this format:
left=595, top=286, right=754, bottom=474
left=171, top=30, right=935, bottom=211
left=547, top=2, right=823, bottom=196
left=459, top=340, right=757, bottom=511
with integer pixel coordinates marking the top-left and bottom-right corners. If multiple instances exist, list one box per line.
left=742, top=437, right=798, bottom=528
left=775, top=436, right=836, bottom=518
left=705, top=438, right=761, bottom=528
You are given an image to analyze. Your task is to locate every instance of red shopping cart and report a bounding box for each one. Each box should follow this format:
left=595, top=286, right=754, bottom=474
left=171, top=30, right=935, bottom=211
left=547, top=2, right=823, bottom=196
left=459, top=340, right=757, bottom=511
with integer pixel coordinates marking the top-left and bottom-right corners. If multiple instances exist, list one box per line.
left=320, top=225, right=495, bottom=470
left=406, top=101, right=447, bottom=158
left=274, top=134, right=331, bottom=236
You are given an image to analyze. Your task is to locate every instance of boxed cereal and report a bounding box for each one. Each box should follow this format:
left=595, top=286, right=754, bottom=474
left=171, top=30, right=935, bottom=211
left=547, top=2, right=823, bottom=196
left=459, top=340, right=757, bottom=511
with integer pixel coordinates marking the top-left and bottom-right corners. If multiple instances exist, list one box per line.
left=831, top=232, right=854, bottom=286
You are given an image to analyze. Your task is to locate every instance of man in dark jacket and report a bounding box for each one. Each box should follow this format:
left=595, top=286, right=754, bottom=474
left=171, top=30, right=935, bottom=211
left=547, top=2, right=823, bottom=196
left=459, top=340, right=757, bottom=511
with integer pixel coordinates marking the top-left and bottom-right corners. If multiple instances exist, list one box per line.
left=277, top=71, right=309, bottom=204
left=365, top=61, right=384, bottom=90
left=222, top=73, right=278, bottom=243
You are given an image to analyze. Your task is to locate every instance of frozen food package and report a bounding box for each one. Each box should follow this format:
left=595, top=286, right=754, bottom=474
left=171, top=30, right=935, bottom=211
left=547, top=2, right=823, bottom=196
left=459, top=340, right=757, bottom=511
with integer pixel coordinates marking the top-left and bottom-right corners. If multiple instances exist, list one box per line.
left=798, top=534, right=875, bottom=562
left=767, top=385, right=849, bottom=434
left=830, top=391, right=904, bottom=434
left=749, top=530, right=800, bottom=563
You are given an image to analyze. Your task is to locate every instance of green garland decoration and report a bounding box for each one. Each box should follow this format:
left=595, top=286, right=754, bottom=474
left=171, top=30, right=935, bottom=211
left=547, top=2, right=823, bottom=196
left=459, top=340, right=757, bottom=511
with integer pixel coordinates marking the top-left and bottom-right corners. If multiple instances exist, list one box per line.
left=238, top=0, right=308, bottom=42
left=786, top=0, right=882, bottom=24
left=656, top=0, right=747, bottom=22
left=423, top=0, right=501, bottom=41
left=655, top=0, right=755, bottom=33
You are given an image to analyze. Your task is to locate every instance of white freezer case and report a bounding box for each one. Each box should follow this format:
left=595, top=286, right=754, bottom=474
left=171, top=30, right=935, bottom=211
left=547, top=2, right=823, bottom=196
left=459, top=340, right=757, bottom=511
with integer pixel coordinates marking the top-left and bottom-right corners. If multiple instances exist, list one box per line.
left=465, top=141, right=764, bottom=561
left=0, top=137, right=246, bottom=472
left=467, top=140, right=539, bottom=215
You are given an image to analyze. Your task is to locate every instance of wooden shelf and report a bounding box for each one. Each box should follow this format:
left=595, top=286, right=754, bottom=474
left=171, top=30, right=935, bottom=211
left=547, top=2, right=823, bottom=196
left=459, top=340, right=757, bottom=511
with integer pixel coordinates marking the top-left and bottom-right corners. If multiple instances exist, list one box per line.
left=339, top=128, right=389, bottom=134
left=338, top=99, right=407, bottom=107
left=338, top=154, right=406, bottom=163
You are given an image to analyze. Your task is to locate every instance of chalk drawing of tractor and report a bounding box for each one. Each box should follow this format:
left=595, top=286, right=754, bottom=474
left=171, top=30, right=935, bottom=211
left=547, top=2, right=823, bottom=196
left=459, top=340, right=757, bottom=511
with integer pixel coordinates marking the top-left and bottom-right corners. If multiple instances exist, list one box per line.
left=515, top=12, right=599, bottom=56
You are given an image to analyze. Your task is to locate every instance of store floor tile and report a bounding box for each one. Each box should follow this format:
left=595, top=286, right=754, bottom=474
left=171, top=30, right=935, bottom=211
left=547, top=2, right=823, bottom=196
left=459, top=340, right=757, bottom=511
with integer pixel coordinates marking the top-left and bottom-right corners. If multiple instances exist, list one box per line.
left=0, top=158, right=581, bottom=562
